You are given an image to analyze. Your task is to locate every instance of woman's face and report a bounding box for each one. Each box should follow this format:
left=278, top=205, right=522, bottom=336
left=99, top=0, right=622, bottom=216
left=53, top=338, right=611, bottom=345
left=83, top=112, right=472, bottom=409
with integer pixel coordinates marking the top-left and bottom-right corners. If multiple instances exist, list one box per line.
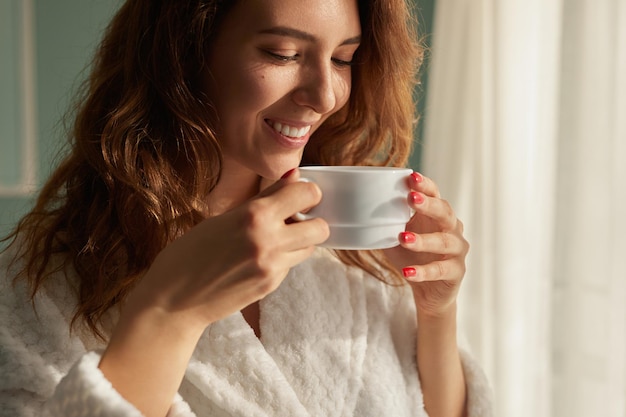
left=206, top=0, right=361, bottom=180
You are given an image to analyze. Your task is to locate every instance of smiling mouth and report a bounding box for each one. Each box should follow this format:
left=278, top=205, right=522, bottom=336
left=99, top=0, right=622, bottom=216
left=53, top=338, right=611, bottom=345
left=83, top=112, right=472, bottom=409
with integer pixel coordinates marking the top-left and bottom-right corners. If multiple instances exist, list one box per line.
left=266, top=120, right=312, bottom=138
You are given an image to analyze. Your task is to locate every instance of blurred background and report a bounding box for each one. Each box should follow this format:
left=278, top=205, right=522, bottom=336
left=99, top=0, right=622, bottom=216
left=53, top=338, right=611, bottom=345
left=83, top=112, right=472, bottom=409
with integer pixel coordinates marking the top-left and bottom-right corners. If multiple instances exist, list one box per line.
left=1, top=0, right=624, bottom=416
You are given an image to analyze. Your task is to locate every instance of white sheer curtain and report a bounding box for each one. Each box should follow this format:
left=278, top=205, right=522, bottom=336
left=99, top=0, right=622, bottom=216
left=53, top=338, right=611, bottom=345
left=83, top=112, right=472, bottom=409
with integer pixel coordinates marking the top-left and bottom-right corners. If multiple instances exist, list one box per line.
left=421, top=0, right=626, bottom=416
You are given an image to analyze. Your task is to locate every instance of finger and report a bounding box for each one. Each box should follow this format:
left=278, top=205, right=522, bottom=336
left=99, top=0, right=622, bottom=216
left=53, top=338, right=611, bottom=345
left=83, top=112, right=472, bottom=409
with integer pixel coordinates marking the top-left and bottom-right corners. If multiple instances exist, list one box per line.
left=227, top=244, right=317, bottom=298
left=269, top=244, right=319, bottom=292
left=399, top=231, right=469, bottom=256
left=409, top=172, right=441, bottom=198
left=255, top=174, right=324, bottom=220
left=283, top=244, right=318, bottom=267
left=401, top=259, right=466, bottom=283
left=408, top=192, right=458, bottom=231
left=248, top=245, right=318, bottom=283
left=283, top=217, right=330, bottom=250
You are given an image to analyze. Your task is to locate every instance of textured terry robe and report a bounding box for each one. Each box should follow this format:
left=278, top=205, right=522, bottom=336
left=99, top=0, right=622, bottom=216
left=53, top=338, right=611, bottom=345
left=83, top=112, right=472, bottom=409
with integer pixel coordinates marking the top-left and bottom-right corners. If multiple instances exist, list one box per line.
left=0, top=248, right=493, bottom=417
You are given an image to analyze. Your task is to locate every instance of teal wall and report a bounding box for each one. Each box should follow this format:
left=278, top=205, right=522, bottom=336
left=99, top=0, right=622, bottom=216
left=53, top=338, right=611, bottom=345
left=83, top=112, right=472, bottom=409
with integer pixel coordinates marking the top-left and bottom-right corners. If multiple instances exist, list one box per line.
left=35, top=0, right=121, bottom=178
left=0, top=0, right=435, bottom=245
left=411, top=0, right=436, bottom=170
left=0, top=0, right=119, bottom=244
left=0, top=1, right=23, bottom=187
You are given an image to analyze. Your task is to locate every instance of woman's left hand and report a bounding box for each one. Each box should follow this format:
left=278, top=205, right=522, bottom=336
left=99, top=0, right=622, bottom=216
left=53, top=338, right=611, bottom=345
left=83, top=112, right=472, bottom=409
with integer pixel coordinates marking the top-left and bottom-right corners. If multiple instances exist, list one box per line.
left=384, top=172, right=469, bottom=317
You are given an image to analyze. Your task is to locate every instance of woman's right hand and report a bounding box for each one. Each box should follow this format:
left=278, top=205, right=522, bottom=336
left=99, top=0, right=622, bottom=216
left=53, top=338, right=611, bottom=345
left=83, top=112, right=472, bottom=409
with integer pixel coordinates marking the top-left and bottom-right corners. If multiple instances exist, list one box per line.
left=98, top=169, right=329, bottom=417
left=131, top=168, right=330, bottom=331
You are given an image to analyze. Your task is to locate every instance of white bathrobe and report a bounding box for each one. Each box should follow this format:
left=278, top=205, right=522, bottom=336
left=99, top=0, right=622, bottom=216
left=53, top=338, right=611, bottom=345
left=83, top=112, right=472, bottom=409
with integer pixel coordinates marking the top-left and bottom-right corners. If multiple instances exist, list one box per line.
left=0, top=247, right=493, bottom=417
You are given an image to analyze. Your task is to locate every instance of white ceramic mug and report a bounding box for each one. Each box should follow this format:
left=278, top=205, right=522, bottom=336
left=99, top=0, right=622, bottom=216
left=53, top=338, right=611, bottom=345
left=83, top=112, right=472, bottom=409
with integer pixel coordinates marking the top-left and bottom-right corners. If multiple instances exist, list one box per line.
left=296, top=166, right=413, bottom=250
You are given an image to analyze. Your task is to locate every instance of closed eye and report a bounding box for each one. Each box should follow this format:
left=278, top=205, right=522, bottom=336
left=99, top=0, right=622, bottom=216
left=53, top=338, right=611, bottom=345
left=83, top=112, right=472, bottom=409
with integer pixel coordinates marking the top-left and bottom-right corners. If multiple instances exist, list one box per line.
left=265, top=50, right=355, bottom=67
left=265, top=50, right=298, bottom=62
left=332, top=57, right=355, bottom=67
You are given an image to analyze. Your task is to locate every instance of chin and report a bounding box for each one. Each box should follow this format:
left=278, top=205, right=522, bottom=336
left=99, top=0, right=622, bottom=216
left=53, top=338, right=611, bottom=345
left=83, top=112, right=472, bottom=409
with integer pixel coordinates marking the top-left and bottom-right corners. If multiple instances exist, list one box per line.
left=259, top=157, right=303, bottom=180
left=262, top=167, right=293, bottom=181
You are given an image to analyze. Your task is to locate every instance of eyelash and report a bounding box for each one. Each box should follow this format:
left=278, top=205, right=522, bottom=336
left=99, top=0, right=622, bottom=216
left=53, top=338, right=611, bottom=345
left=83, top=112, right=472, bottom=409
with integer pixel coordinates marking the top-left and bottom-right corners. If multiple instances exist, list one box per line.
left=266, top=51, right=355, bottom=67
left=332, top=58, right=355, bottom=67
left=266, top=51, right=298, bottom=62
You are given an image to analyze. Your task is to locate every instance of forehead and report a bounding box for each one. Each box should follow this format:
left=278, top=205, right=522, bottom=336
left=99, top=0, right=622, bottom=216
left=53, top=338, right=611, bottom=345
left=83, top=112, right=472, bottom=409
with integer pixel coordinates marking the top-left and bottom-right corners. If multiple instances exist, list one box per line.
left=217, top=0, right=361, bottom=41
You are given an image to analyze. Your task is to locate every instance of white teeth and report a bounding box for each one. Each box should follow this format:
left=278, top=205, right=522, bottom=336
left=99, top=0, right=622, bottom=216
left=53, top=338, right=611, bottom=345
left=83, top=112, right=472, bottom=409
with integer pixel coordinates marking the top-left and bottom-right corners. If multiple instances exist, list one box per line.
left=270, top=121, right=311, bottom=138
left=286, top=126, right=298, bottom=137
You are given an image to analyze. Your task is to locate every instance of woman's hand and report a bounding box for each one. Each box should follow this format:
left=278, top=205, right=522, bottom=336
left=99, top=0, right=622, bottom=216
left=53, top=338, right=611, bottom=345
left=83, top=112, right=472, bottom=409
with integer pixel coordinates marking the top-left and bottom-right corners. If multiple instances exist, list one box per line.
left=384, top=172, right=469, bottom=318
left=130, top=168, right=330, bottom=331
left=384, top=172, right=470, bottom=417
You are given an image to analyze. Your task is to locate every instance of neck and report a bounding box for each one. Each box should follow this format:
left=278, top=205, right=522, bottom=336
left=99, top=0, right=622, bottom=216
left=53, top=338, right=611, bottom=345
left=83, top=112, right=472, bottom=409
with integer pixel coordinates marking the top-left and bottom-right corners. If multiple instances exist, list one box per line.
left=208, top=159, right=261, bottom=216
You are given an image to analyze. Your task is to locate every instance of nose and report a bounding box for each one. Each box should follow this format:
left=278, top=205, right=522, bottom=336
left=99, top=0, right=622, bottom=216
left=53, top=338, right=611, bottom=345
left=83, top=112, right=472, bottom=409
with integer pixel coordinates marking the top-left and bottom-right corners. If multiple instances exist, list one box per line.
left=291, top=63, right=345, bottom=114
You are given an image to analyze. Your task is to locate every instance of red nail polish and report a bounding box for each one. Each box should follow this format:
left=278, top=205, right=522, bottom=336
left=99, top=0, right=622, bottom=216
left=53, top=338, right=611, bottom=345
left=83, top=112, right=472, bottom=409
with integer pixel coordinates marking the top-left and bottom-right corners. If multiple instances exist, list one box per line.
left=281, top=168, right=296, bottom=179
left=411, top=172, right=423, bottom=183
left=409, top=191, right=424, bottom=205
left=400, top=231, right=416, bottom=243
left=402, top=267, right=417, bottom=278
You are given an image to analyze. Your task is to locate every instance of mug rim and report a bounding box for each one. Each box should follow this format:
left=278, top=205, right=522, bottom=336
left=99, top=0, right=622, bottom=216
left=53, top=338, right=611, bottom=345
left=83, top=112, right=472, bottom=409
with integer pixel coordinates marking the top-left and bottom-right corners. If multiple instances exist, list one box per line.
left=299, top=165, right=412, bottom=173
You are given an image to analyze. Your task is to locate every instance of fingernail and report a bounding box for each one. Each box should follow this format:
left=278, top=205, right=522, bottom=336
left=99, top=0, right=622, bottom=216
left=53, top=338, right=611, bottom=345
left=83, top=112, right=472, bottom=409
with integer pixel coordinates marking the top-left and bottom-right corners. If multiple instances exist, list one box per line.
left=281, top=168, right=296, bottom=179
left=402, top=267, right=417, bottom=278
left=411, top=172, right=423, bottom=183
left=409, top=191, right=424, bottom=205
left=400, top=231, right=416, bottom=243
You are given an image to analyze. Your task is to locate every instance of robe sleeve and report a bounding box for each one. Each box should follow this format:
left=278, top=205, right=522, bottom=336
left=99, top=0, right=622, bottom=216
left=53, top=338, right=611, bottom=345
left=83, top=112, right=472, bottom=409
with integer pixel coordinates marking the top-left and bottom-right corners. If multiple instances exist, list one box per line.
left=0, top=252, right=196, bottom=417
left=360, top=264, right=495, bottom=417
left=459, top=348, right=494, bottom=417
left=376, top=270, right=495, bottom=417
left=44, top=352, right=144, bottom=417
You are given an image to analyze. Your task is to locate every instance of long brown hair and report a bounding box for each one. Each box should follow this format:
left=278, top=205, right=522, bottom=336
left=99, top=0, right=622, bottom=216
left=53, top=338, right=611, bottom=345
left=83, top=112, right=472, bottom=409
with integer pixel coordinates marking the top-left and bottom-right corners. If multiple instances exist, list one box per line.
left=3, top=0, right=423, bottom=339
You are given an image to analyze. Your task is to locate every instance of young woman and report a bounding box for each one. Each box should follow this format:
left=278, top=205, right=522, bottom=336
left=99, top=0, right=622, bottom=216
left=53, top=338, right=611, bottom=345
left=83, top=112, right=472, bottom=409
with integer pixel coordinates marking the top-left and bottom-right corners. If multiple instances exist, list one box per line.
left=0, top=0, right=493, bottom=416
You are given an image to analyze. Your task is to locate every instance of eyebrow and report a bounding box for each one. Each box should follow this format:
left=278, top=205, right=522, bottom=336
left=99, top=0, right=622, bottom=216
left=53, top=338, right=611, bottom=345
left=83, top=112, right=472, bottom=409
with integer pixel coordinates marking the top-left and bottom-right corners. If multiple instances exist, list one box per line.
left=258, top=26, right=361, bottom=46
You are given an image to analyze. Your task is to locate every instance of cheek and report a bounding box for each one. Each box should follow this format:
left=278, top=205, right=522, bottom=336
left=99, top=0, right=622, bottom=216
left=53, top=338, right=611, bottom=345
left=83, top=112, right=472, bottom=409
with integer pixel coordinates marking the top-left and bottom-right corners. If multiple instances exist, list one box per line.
left=211, top=80, right=263, bottom=136
left=222, top=66, right=287, bottom=116
left=334, top=72, right=352, bottom=108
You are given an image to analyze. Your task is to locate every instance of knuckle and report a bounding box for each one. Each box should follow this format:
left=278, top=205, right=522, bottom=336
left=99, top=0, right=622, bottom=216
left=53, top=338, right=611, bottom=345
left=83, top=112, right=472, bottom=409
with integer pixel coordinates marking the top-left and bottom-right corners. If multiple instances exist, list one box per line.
left=440, top=233, right=453, bottom=251
left=436, top=262, right=446, bottom=278
left=441, top=199, right=455, bottom=220
left=457, top=219, right=465, bottom=233
left=244, top=199, right=278, bottom=233
left=244, top=200, right=268, bottom=225
left=463, top=237, right=470, bottom=255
